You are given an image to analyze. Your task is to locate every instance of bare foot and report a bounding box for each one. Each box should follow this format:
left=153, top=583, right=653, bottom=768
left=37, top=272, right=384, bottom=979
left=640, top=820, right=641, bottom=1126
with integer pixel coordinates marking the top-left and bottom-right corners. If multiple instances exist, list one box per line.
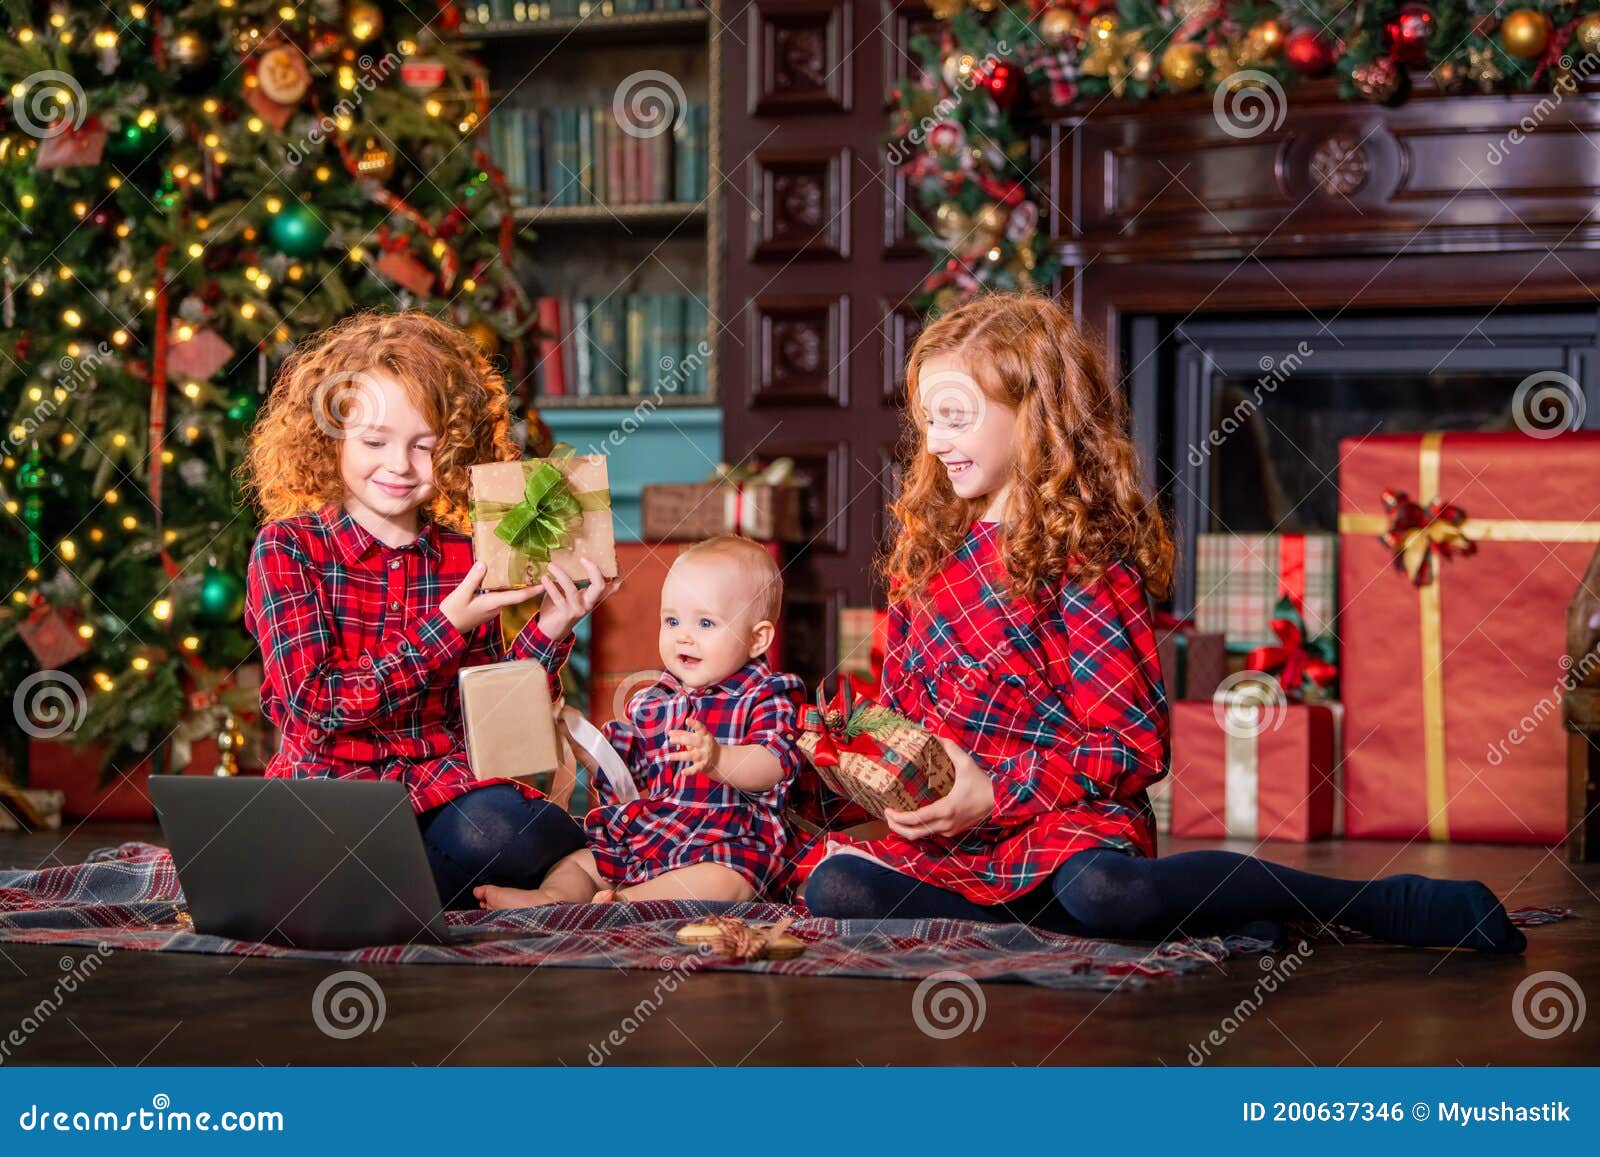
left=593, top=888, right=623, bottom=904
left=473, top=883, right=557, bottom=910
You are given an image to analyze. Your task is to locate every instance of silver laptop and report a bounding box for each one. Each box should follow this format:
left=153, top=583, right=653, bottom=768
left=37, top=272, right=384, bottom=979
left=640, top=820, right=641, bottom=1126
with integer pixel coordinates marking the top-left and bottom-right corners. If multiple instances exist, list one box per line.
left=151, top=777, right=517, bottom=949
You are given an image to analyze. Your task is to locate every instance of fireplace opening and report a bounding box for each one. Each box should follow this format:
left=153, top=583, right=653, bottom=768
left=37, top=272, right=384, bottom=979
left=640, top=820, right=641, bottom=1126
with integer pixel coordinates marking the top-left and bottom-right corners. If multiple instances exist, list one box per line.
left=1123, top=309, right=1600, bottom=613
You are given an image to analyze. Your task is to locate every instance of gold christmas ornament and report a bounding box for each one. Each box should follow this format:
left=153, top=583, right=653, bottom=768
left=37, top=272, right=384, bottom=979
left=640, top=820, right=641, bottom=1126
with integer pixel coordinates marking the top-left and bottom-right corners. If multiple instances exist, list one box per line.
left=968, top=0, right=1000, bottom=12
left=1500, top=8, right=1550, bottom=59
left=257, top=44, right=311, bottom=104
left=935, top=201, right=973, bottom=242
left=1241, top=17, right=1285, bottom=65
left=1038, top=6, right=1082, bottom=48
left=1430, top=58, right=1465, bottom=93
left=466, top=320, right=501, bottom=356
left=1083, top=17, right=1145, bottom=96
left=1467, top=43, right=1504, bottom=90
left=1160, top=42, right=1207, bottom=93
left=357, top=139, right=395, bottom=180
left=928, top=0, right=965, bottom=20
left=973, top=202, right=1010, bottom=245
left=1206, top=40, right=1240, bottom=78
left=941, top=50, right=979, bottom=90
left=170, top=31, right=210, bottom=69
left=1576, top=12, right=1600, bottom=57
left=213, top=712, right=243, bottom=777
left=347, top=0, right=384, bottom=43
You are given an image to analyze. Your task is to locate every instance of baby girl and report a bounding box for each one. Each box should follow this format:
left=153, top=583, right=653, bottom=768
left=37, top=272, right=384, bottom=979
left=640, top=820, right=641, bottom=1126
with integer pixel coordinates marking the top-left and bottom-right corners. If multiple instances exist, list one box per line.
left=474, top=534, right=805, bottom=906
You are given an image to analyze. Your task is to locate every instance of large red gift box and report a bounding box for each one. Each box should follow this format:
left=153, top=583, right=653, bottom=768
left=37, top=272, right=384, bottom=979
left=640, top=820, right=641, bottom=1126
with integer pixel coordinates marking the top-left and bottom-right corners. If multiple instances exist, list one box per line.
left=1169, top=699, right=1340, bottom=842
left=1338, top=432, right=1600, bottom=843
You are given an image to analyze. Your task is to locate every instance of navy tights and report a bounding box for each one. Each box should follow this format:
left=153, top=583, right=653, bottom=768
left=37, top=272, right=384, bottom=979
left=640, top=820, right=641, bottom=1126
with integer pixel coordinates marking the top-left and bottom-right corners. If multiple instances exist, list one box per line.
left=803, top=848, right=1525, bottom=953
left=416, top=784, right=587, bottom=909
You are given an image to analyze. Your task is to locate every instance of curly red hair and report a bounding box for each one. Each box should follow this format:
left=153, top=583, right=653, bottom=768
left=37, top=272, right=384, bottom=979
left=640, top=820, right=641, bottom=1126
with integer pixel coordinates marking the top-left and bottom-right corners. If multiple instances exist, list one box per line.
left=884, top=290, right=1174, bottom=603
left=240, top=310, right=519, bottom=532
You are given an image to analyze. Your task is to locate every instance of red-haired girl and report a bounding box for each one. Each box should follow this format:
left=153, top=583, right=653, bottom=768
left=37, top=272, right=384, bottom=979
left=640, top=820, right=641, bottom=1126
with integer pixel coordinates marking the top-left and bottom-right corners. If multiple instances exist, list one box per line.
left=241, top=311, right=617, bottom=908
left=804, top=292, right=1525, bottom=953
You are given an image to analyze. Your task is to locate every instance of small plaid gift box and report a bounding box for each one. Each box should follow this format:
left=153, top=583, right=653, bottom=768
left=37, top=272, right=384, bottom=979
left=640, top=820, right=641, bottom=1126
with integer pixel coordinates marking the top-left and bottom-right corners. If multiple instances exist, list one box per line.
left=796, top=678, right=955, bottom=819
left=1194, top=533, right=1337, bottom=653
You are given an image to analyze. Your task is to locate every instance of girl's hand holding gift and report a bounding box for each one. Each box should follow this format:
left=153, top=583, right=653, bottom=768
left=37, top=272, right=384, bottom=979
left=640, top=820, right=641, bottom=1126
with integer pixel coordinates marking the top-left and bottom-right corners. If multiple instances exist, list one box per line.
left=441, top=561, right=543, bottom=635
left=536, top=556, right=622, bottom=642
left=665, top=716, right=722, bottom=777
left=882, top=737, right=995, bottom=841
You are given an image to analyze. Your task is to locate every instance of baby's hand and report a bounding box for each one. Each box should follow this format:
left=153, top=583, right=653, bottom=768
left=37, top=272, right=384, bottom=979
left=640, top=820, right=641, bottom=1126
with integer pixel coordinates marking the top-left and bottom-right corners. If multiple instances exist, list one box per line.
left=665, top=717, right=721, bottom=778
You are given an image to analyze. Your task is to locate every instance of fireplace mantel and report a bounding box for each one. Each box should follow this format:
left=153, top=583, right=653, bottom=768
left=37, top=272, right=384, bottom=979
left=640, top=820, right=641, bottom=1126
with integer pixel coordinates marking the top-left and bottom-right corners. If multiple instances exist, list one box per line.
left=1043, top=79, right=1600, bottom=266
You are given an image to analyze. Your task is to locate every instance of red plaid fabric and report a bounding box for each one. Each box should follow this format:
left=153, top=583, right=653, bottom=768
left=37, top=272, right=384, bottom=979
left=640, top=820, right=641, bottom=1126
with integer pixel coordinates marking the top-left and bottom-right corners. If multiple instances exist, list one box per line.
left=813, top=521, right=1168, bottom=905
left=244, top=504, right=574, bottom=814
left=588, top=660, right=805, bottom=895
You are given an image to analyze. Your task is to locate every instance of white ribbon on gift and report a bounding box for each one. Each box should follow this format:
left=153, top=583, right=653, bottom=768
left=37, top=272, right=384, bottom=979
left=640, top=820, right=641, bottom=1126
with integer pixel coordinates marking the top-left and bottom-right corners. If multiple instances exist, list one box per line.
left=1219, top=700, right=1345, bottom=840
left=557, top=708, right=639, bottom=804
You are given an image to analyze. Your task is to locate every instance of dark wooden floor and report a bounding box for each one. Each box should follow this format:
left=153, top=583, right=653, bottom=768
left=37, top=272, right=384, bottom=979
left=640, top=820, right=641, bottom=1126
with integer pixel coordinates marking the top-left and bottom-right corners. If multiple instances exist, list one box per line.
left=0, top=823, right=1594, bottom=1065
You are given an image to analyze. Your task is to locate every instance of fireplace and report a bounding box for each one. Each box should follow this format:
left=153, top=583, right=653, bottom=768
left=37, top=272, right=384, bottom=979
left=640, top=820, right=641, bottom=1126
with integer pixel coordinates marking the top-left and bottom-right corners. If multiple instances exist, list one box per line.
left=1042, top=77, right=1600, bottom=613
left=1124, top=310, right=1600, bottom=613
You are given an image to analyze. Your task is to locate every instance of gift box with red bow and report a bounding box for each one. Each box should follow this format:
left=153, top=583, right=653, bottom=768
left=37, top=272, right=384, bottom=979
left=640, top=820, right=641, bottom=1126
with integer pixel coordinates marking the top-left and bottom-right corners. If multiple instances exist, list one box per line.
left=795, top=678, right=955, bottom=819
left=1339, top=432, right=1600, bottom=843
left=1194, top=533, right=1338, bottom=660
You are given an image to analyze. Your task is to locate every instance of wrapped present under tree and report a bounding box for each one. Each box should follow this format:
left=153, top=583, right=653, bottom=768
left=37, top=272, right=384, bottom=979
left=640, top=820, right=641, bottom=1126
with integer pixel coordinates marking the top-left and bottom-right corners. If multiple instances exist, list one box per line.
left=1340, top=432, right=1600, bottom=844
left=1194, top=533, right=1337, bottom=655
left=640, top=458, right=805, bottom=543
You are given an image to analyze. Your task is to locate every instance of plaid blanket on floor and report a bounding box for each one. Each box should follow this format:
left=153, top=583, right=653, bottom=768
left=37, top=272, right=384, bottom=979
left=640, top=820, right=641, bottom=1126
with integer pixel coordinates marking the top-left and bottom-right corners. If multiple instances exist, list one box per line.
left=0, top=843, right=1269, bottom=991
left=0, top=844, right=1569, bottom=989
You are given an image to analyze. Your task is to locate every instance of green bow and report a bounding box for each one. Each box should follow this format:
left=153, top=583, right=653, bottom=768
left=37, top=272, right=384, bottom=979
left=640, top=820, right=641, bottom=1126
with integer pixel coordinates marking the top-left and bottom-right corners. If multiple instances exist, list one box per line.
left=472, top=446, right=611, bottom=587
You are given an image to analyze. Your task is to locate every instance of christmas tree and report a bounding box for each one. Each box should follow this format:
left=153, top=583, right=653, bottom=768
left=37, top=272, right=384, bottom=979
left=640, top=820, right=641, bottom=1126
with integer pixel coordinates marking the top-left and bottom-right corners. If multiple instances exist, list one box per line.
left=0, top=0, right=528, bottom=780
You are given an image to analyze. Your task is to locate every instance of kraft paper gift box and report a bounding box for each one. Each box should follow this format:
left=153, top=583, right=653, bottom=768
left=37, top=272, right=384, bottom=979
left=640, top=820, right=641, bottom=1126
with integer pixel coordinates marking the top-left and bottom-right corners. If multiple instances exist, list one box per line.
left=639, top=459, right=805, bottom=543
left=1338, top=431, right=1600, bottom=844
left=1169, top=696, right=1342, bottom=842
left=468, top=450, right=617, bottom=593
left=1194, top=533, right=1338, bottom=654
left=796, top=679, right=954, bottom=820
left=459, top=660, right=560, bottom=781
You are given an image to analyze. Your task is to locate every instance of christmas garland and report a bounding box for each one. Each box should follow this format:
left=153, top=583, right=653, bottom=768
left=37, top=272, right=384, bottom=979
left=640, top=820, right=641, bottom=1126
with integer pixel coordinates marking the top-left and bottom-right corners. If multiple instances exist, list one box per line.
left=891, top=0, right=1600, bottom=309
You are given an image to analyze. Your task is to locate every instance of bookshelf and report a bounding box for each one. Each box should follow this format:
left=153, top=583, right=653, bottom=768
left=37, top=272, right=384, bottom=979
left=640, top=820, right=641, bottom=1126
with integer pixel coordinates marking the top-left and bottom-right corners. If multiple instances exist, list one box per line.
left=469, top=3, right=721, bottom=413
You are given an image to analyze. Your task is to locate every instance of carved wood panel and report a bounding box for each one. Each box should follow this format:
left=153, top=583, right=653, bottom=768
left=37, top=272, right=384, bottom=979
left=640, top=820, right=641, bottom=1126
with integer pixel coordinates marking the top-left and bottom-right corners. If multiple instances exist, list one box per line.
left=748, top=0, right=853, bottom=116
left=749, top=294, right=850, bottom=408
left=747, top=148, right=852, bottom=261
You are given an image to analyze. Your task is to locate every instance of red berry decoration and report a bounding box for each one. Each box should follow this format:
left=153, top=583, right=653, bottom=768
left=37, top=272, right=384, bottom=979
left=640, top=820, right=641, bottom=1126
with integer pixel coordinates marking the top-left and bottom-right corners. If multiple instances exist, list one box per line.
left=1386, top=2, right=1434, bottom=66
left=1284, top=26, right=1335, bottom=76
left=985, top=61, right=1027, bottom=110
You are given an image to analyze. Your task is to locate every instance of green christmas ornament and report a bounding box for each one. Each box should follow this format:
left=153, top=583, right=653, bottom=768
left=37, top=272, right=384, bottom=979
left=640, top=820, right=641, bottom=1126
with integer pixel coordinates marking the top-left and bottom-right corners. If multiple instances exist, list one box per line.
left=196, top=565, right=246, bottom=624
left=106, top=120, right=164, bottom=170
left=226, top=391, right=261, bottom=423
left=268, top=203, right=330, bottom=258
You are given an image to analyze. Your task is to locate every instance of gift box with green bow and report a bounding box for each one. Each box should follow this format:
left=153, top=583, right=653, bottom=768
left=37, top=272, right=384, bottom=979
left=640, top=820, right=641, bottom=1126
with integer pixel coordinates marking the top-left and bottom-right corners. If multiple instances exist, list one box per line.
left=468, top=448, right=617, bottom=593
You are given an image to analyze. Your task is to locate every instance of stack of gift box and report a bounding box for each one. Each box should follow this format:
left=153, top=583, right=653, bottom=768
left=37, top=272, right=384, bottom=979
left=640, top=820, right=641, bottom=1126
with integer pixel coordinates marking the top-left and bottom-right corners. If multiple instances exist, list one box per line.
left=1164, top=430, right=1600, bottom=848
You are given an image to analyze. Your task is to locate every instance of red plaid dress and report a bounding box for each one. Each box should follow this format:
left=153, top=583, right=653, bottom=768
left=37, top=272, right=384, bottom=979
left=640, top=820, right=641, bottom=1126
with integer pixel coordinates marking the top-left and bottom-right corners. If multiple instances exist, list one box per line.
left=244, top=504, right=573, bottom=814
left=815, top=521, right=1167, bottom=904
left=589, top=661, right=806, bottom=895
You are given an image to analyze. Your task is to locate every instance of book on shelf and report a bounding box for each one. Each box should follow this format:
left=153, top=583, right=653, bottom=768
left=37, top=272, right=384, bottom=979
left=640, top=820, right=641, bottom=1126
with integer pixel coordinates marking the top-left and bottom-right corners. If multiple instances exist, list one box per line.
left=489, top=103, right=709, bottom=209
left=531, top=294, right=711, bottom=402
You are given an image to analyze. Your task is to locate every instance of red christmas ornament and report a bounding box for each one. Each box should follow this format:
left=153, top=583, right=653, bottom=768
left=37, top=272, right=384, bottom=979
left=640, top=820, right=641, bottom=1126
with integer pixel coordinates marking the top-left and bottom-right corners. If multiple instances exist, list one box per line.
left=1385, top=2, right=1434, bottom=66
left=984, top=60, right=1026, bottom=110
left=1284, top=26, right=1336, bottom=76
left=435, top=1, right=463, bottom=33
